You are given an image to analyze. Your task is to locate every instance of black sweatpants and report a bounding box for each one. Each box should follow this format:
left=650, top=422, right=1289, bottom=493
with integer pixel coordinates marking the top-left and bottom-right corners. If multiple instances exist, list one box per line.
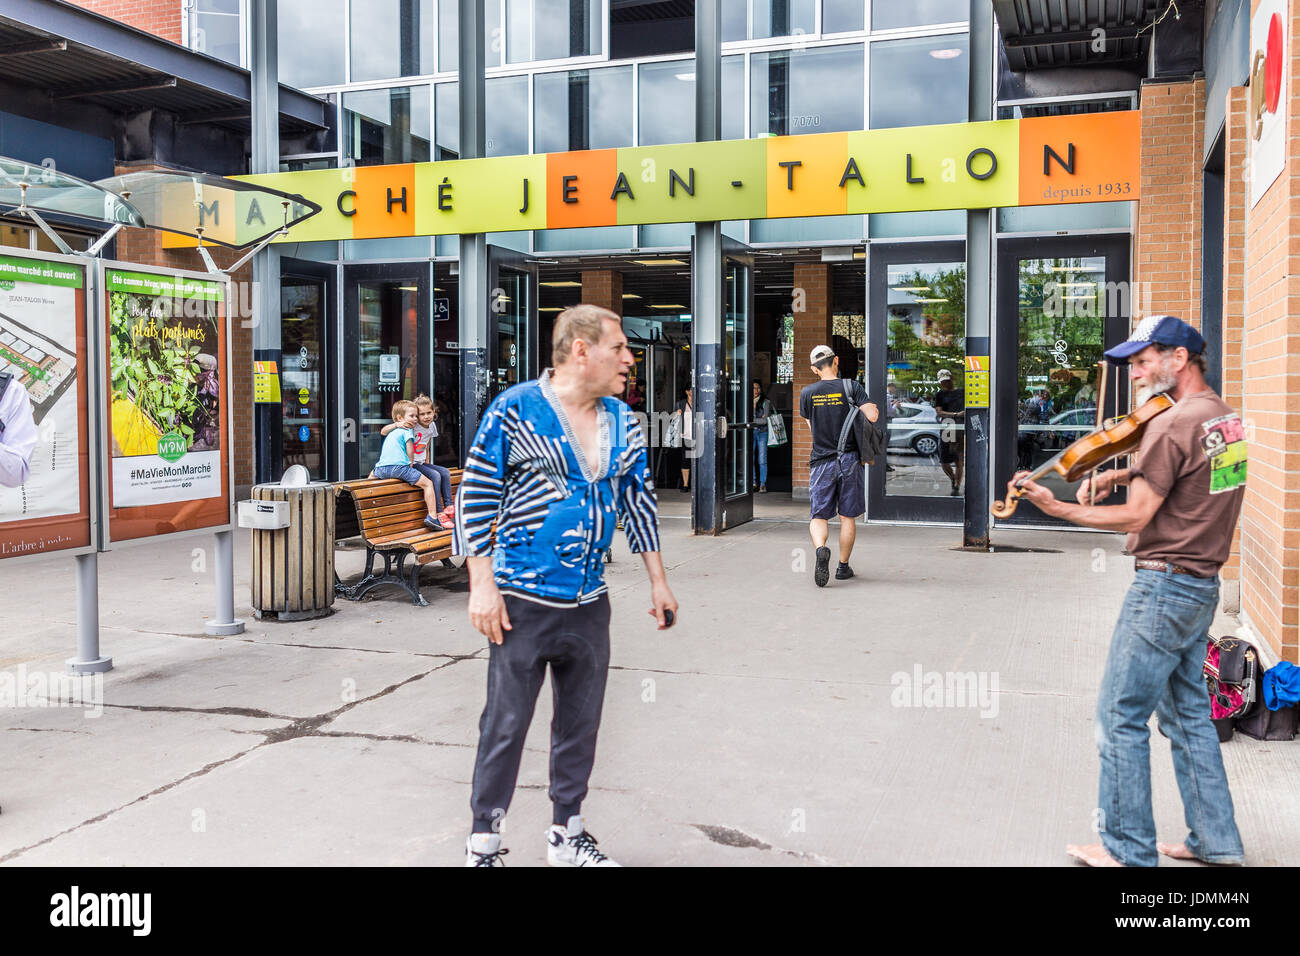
left=470, top=593, right=612, bottom=833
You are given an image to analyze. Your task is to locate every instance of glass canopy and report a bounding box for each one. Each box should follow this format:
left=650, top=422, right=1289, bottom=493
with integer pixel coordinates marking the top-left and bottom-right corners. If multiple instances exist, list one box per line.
left=97, top=171, right=323, bottom=250
left=0, top=157, right=144, bottom=227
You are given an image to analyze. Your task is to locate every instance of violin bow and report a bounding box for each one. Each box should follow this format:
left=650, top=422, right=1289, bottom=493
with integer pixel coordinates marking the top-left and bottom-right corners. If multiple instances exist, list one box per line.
left=1089, top=359, right=1107, bottom=506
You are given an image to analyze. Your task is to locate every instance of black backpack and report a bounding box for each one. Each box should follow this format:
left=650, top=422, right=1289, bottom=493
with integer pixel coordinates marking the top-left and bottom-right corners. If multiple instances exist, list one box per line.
left=835, top=379, right=886, bottom=465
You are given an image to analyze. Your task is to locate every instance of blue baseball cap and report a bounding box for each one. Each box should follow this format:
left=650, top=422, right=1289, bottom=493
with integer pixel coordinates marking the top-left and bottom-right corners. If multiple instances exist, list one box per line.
left=1104, top=314, right=1206, bottom=365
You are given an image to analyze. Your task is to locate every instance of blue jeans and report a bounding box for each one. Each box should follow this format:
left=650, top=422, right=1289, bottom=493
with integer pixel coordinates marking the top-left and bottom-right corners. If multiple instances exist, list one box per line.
left=1096, top=567, right=1243, bottom=866
left=753, top=429, right=768, bottom=488
left=414, top=462, right=452, bottom=511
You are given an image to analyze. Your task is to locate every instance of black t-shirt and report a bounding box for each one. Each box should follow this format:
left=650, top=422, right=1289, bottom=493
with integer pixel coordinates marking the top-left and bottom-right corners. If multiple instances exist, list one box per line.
left=933, top=386, right=964, bottom=415
left=800, top=378, right=868, bottom=464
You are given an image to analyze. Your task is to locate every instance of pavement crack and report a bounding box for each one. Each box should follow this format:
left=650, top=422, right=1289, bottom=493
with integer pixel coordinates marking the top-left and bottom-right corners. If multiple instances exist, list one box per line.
left=311, top=730, right=473, bottom=748
left=0, top=746, right=259, bottom=864
left=691, top=824, right=828, bottom=864
left=100, top=703, right=299, bottom=721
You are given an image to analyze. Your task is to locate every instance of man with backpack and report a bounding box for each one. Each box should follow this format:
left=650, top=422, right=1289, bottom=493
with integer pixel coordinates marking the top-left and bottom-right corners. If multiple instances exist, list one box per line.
left=799, top=345, right=880, bottom=587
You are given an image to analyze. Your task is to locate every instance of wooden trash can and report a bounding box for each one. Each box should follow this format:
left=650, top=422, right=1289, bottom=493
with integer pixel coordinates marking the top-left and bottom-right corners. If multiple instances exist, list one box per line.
left=249, top=482, right=335, bottom=621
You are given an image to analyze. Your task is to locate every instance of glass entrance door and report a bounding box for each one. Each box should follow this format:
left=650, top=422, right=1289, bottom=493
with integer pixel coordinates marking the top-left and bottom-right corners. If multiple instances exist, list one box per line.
left=278, top=257, right=335, bottom=481
left=487, top=245, right=539, bottom=401
left=721, top=242, right=755, bottom=530
left=867, top=241, right=967, bottom=522
left=342, top=263, right=432, bottom=479
left=993, top=236, right=1131, bottom=525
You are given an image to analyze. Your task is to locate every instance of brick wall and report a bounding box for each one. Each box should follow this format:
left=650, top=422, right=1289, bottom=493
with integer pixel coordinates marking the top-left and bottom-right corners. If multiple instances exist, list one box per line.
left=67, top=0, right=184, bottom=43
left=1219, top=85, right=1249, bottom=588
left=1236, top=5, right=1300, bottom=662
left=580, top=270, right=624, bottom=316
left=791, top=263, right=830, bottom=496
left=1135, top=78, right=1205, bottom=324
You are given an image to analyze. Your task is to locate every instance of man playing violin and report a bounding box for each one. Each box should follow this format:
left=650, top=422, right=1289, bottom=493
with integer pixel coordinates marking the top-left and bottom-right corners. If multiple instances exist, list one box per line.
left=1006, top=315, right=1247, bottom=868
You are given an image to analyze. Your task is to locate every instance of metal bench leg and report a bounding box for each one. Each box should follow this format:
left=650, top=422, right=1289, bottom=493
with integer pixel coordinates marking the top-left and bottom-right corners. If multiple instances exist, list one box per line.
left=395, top=552, right=428, bottom=607
left=351, top=551, right=392, bottom=601
left=337, top=548, right=382, bottom=600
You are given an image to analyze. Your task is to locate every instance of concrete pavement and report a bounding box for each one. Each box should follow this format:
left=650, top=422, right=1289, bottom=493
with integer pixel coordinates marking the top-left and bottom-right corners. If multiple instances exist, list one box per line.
left=1, top=508, right=1297, bottom=866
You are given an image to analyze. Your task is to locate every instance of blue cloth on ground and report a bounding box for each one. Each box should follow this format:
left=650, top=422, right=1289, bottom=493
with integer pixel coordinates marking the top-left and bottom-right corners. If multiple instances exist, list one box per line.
left=1262, top=661, right=1300, bottom=711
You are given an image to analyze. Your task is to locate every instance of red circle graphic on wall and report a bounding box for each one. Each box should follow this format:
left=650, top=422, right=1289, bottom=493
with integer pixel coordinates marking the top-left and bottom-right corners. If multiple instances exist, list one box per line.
left=1266, top=13, right=1283, bottom=114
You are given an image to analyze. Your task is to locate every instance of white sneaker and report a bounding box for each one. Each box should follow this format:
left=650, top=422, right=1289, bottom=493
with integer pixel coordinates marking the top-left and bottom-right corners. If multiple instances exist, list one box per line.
left=465, top=832, right=509, bottom=867
left=546, top=815, right=621, bottom=867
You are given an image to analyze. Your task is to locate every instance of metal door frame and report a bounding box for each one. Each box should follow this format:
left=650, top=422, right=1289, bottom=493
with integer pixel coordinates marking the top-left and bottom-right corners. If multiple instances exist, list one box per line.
left=487, top=244, right=540, bottom=401
left=278, top=257, right=337, bottom=481
left=719, top=236, right=756, bottom=530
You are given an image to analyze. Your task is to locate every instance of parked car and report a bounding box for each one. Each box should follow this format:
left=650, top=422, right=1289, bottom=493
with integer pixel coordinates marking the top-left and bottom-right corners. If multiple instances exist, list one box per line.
left=887, top=401, right=943, bottom=456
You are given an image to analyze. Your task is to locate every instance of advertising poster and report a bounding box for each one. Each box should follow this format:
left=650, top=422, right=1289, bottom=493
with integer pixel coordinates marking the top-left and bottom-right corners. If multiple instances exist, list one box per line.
left=1250, top=0, right=1289, bottom=207
left=0, top=253, right=91, bottom=559
left=104, top=266, right=230, bottom=542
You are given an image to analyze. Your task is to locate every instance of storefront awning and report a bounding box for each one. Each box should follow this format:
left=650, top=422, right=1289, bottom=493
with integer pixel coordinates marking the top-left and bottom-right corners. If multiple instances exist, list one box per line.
left=0, top=157, right=144, bottom=227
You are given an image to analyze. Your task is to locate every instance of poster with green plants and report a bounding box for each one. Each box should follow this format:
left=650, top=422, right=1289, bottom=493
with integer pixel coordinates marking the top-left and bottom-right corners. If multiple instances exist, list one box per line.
left=106, top=269, right=224, bottom=507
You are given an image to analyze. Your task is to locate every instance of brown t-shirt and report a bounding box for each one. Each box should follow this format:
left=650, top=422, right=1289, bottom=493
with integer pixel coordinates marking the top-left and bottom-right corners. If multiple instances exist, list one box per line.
left=1127, top=390, right=1247, bottom=577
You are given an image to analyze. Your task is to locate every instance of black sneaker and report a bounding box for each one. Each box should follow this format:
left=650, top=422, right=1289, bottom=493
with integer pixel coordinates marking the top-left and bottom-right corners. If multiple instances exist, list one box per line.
left=814, top=547, right=831, bottom=588
left=424, top=516, right=440, bottom=532
left=835, top=563, right=854, bottom=580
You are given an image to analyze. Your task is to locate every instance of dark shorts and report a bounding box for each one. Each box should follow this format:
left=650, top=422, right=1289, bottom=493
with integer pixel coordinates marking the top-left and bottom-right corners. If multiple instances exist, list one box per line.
left=374, top=463, right=424, bottom=485
left=940, top=433, right=965, bottom=465
left=809, top=452, right=865, bottom=519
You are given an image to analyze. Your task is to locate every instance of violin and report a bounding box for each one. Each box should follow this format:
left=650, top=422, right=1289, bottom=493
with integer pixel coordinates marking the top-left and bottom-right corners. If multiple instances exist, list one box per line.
left=990, top=393, right=1175, bottom=518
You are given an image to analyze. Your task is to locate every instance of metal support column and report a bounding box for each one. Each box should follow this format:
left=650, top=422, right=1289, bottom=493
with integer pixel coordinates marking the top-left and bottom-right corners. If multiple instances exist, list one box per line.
left=458, top=0, right=490, bottom=462
left=205, top=529, right=245, bottom=635
left=691, top=1, right=723, bottom=534
left=68, top=553, right=112, bottom=673
left=251, top=0, right=280, bottom=485
left=963, top=0, right=994, bottom=549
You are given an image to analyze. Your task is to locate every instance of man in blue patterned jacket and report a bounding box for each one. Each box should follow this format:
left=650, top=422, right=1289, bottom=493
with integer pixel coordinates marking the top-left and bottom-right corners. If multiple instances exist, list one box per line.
left=455, top=304, right=678, bottom=867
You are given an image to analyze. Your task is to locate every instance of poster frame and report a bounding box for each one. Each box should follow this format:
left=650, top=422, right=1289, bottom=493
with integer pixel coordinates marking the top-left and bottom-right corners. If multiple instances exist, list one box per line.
left=95, top=258, right=234, bottom=550
left=0, top=247, right=99, bottom=567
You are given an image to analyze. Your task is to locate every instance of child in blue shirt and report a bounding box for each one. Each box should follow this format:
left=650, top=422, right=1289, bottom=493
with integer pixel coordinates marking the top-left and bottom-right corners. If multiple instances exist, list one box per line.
left=373, top=399, right=442, bottom=533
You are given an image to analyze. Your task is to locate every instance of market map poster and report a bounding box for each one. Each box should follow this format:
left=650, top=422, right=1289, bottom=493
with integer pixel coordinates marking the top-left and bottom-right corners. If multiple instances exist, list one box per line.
left=0, top=253, right=91, bottom=559
left=105, top=267, right=230, bottom=541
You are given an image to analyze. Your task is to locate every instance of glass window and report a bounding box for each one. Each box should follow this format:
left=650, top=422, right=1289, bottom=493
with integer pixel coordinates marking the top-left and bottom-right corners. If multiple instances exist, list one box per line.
left=487, top=75, right=529, bottom=157
left=871, top=0, right=966, bottom=31
left=869, top=35, right=967, bottom=130
left=998, top=201, right=1131, bottom=233
left=722, top=55, right=745, bottom=140
left=750, top=214, right=863, bottom=243
left=869, top=209, right=965, bottom=238
left=723, top=0, right=815, bottom=40
left=194, top=0, right=242, bottom=66
left=439, top=0, right=502, bottom=71
left=824, top=0, right=865, bottom=33
left=351, top=0, right=435, bottom=82
left=435, top=83, right=459, bottom=159
left=1010, top=256, right=1106, bottom=502
left=343, top=86, right=431, bottom=166
left=278, top=0, right=345, bottom=88
left=883, top=260, right=966, bottom=498
left=508, top=0, right=602, bottom=63
left=534, top=67, right=633, bottom=153
left=535, top=225, right=635, bottom=252
left=638, top=60, right=695, bottom=147
left=640, top=222, right=691, bottom=248
left=751, top=45, right=864, bottom=137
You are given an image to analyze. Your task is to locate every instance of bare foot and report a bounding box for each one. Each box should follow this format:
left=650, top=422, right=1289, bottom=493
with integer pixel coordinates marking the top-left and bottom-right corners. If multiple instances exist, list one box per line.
left=1066, top=842, right=1124, bottom=867
left=1156, top=841, right=1198, bottom=861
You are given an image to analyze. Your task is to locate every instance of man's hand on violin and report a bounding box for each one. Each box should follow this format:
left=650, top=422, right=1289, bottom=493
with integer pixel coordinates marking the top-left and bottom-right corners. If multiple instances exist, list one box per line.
left=1076, top=471, right=1115, bottom=505
left=1008, top=470, right=1061, bottom=515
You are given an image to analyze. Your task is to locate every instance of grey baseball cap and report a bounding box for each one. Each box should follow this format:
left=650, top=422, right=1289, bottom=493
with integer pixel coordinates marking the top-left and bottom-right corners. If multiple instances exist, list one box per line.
left=810, top=345, right=835, bottom=364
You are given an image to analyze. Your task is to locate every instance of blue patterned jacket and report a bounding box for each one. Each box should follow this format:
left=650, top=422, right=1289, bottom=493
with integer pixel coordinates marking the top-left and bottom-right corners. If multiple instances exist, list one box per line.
left=452, top=370, right=661, bottom=606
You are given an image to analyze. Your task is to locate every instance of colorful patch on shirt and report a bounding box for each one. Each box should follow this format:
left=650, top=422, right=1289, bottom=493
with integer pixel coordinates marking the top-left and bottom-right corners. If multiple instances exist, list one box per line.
left=1200, top=414, right=1247, bottom=494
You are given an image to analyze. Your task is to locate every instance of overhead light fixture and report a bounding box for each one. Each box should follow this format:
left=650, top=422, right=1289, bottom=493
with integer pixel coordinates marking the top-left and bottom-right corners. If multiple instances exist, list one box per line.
left=675, top=72, right=695, bottom=81
left=541, top=280, right=582, bottom=287
left=622, top=293, right=642, bottom=299
left=929, top=48, right=963, bottom=59
left=893, top=285, right=931, bottom=293
left=397, top=285, right=418, bottom=291
left=539, top=306, right=565, bottom=312
left=1057, top=282, right=1097, bottom=288
left=632, top=258, right=687, bottom=267
left=650, top=304, right=687, bottom=309
left=913, top=297, right=949, bottom=303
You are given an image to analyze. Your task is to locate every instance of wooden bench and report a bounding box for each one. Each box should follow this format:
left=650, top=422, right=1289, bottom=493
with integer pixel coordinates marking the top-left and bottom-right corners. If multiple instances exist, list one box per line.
left=333, top=469, right=463, bottom=606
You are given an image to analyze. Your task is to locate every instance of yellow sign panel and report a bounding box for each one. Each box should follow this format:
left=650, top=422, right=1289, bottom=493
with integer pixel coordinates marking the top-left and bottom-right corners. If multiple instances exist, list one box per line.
left=253, top=360, right=281, bottom=404
left=965, top=355, right=990, bottom=408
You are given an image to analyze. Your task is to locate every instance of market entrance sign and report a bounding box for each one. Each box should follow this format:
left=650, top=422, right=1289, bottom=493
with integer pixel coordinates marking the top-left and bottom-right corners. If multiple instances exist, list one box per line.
left=164, top=111, right=1137, bottom=246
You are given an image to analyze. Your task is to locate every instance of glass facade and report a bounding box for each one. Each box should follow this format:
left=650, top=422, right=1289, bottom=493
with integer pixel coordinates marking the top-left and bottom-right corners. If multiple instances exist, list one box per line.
left=350, top=0, right=437, bottom=82
left=751, top=45, right=865, bottom=137
left=343, top=87, right=431, bottom=166
left=637, top=61, right=695, bottom=147
left=192, top=0, right=243, bottom=66
left=869, top=34, right=968, bottom=129
left=278, top=0, right=346, bottom=88
left=535, top=67, right=634, bottom=153
left=871, top=0, right=968, bottom=31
